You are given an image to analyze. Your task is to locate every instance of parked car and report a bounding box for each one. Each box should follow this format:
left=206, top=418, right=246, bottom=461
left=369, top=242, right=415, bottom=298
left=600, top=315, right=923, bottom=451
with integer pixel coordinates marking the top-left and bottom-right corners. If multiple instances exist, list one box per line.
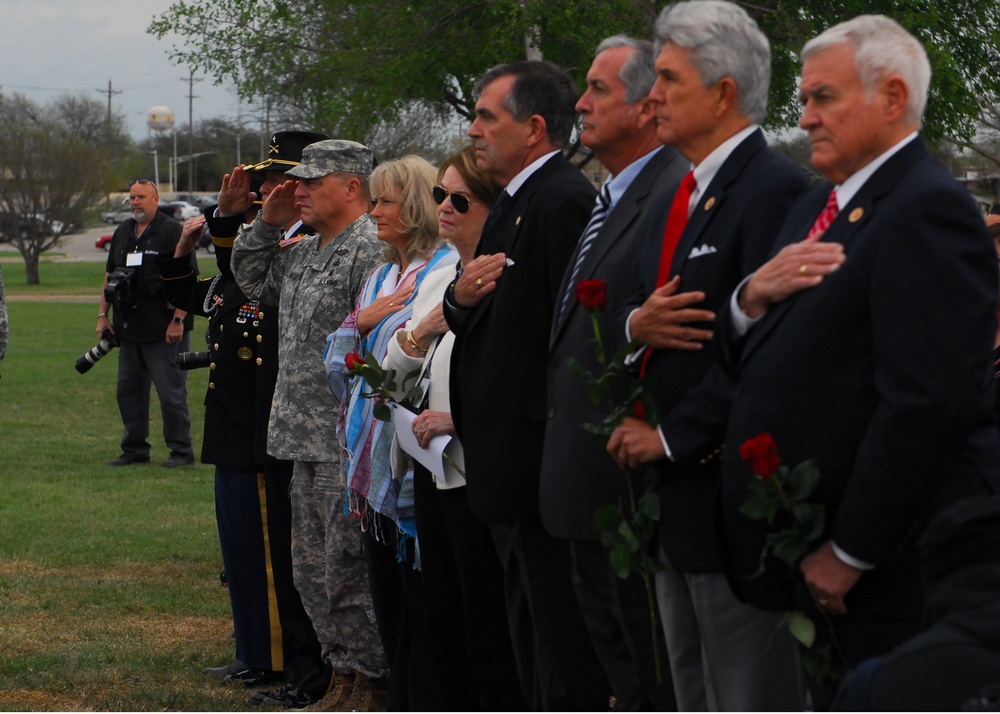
left=97, top=225, right=214, bottom=253
left=174, top=193, right=217, bottom=209
left=158, top=201, right=202, bottom=222
left=0, top=213, right=65, bottom=240
left=102, top=198, right=132, bottom=224
left=198, top=225, right=216, bottom=254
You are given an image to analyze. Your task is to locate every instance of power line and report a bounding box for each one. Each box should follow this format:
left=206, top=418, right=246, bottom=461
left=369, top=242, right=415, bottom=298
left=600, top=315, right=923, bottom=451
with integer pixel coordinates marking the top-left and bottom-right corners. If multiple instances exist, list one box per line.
left=96, top=80, right=123, bottom=144
left=182, top=70, right=203, bottom=190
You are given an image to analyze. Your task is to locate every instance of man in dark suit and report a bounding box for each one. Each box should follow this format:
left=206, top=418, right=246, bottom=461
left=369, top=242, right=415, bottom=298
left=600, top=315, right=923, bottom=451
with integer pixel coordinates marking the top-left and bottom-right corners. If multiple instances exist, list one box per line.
left=605, top=1, right=810, bottom=709
left=539, top=35, right=686, bottom=711
left=720, top=14, right=1000, bottom=706
left=444, top=60, right=611, bottom=711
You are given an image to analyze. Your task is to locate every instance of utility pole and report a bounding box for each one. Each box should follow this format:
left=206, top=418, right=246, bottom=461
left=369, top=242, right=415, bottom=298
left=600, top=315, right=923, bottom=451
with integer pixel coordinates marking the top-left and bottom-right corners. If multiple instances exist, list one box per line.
left=96, top=79, right=122, bottom=146
left=182, top=70, right=203, bottom=191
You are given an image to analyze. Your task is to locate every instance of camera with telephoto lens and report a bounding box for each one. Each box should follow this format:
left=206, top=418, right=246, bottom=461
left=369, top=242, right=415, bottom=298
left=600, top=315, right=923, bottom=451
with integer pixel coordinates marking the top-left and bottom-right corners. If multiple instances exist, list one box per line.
left=178, top=351, right=211, bottom=371
left=103, top=267, right=137, bottom=309
left=75, top=329, right=119, bottom=374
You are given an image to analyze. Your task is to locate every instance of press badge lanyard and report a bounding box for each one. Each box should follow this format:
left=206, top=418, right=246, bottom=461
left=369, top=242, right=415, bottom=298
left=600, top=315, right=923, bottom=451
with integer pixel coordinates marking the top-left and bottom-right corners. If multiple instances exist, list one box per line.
left=125, top=224, right=145, bottom=267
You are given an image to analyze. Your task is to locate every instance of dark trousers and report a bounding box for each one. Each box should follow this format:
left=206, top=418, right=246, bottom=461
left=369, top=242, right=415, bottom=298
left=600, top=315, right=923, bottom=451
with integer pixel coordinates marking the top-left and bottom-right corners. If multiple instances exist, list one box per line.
left=215, top=462, right=330, bottom=696
left=363, top=522, right=443, bottom=711
left=489, top=517, right=612, bottom=711
left=116, top=335, right=193, bottom=458
left=413, top=464, right=526, bottom=711
left=570, top=539, right=676, bottom=711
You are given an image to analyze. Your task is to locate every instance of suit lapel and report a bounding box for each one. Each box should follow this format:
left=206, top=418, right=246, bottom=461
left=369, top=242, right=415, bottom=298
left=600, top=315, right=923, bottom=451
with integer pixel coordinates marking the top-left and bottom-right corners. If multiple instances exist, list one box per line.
left=739, top=138, right=930, bottom=366
left=466, top=154, right=564, bottom=338
left=549, top=148, right=677, bottom=345
left=670, top=129, right=766, bottom=277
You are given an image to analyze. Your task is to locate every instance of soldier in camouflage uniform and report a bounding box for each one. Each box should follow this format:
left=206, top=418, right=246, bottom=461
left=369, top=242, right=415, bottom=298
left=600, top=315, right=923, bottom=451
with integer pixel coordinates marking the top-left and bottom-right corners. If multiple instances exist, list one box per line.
left=231, top=140, right=388, bottom=710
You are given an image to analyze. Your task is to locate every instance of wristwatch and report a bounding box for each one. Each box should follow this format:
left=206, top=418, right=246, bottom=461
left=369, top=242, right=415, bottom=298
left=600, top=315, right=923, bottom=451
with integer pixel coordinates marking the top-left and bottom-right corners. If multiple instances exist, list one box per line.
left=172, top=315, right=184, bottom=324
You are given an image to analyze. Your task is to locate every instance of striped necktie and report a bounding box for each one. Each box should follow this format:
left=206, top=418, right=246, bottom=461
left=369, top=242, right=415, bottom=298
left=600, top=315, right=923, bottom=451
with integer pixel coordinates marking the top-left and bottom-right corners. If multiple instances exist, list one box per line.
left=806, top=189, right=839, bottom=241
left=556, top=183, right=612, bottom=324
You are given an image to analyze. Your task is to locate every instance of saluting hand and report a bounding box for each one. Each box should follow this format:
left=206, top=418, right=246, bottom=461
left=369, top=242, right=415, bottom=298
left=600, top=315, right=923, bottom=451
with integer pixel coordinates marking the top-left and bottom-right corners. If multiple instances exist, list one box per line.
left=217, top=166, right=255, bottom=217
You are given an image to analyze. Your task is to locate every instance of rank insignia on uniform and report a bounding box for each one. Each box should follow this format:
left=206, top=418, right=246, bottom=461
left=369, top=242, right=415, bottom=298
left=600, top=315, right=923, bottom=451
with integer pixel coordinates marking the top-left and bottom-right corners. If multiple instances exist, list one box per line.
left=279, top=234, right=305, bottom=249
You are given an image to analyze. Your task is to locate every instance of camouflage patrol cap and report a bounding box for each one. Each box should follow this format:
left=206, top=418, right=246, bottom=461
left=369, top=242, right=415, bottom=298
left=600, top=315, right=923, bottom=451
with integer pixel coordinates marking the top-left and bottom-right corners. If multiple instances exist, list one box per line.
left=285, top=140, right=374, bottom=180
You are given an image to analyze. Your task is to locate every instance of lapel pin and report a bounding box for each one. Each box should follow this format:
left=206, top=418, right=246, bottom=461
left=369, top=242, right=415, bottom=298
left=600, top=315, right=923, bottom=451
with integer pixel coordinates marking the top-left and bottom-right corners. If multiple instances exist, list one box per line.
left=849, top=207, right=864, bottom=222
left=704, top=197, right=716, bottom=210
left=515, top=216, right=522, bottom=225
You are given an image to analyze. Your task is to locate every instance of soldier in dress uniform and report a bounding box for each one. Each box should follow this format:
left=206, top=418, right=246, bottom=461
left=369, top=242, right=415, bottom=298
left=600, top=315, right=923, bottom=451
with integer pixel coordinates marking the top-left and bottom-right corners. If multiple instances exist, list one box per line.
left=158, top=131, right=349, bottom=709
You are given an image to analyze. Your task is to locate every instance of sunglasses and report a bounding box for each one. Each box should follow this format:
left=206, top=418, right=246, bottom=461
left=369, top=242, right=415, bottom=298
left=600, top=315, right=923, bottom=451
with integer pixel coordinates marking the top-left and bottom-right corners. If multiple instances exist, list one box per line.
left=433, top=185, right=476, bottom=214
left=129, top=178, right=155, bottom=187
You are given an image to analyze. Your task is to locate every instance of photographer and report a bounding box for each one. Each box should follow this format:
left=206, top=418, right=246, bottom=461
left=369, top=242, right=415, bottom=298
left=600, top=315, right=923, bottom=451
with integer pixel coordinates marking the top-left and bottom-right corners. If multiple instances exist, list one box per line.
left=99, top=178, right=197, bottom=468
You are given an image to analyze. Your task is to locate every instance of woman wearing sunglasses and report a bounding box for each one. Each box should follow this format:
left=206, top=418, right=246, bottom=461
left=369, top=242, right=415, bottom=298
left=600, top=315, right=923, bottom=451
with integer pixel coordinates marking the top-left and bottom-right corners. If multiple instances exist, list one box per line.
left=383, top=145, right=526, bottom=711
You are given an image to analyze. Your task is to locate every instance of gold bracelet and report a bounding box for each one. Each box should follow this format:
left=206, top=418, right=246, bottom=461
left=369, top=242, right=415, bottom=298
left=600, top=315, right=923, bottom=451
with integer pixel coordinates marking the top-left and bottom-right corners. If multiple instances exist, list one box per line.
left=406, top=330, right=428, bottom=354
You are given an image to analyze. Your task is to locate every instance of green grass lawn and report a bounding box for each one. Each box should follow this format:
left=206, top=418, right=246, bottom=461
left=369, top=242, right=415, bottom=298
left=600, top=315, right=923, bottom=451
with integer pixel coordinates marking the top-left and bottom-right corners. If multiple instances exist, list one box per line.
left=3, top=258, right=218, bottom=297
left=0, top=288, right=256, bottom=710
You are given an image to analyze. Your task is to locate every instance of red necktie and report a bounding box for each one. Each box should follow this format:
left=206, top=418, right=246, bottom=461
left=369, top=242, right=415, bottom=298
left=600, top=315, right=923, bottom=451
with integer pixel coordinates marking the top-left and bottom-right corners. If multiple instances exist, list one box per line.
left=654, top=171, right=697, bottom=287
left=637, top=172, right=697, bottom=409
left=806, top=189, right=838, bottom=241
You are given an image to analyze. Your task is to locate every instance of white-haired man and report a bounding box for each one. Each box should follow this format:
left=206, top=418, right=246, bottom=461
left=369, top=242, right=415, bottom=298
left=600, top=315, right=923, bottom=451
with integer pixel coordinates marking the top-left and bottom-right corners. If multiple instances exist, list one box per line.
left=604, top=1, right=811, bottom=709
left=721, top=14, right=1000, bottom=706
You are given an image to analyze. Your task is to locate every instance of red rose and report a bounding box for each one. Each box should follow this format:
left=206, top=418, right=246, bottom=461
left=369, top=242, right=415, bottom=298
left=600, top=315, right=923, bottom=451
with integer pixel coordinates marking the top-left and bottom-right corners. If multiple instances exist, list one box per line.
left=739, top=433, right=781, bottom=478
left=576, top=279, right=608, bottom=312
left=344, top=351, right=365, bottom=372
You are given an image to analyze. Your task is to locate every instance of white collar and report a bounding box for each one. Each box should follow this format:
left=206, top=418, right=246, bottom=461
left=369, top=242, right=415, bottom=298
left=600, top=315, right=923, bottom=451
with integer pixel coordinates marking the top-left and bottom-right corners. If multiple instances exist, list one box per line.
left=833, top=132, right=919, bottom=208
left=504, top=150, right=561, bottom=197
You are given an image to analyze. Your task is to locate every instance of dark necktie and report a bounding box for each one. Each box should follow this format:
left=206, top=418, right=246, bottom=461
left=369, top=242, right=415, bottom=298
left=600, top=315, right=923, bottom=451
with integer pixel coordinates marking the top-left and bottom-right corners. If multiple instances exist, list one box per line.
left=556, top=183, right=612, bottom=324
left=476, top=190, right=511, bottom=255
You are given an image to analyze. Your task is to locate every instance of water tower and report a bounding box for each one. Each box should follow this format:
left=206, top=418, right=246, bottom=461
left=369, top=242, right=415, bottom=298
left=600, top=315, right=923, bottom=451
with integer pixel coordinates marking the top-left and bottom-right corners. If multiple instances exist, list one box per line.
left=146, top=105, right=175, bottom=190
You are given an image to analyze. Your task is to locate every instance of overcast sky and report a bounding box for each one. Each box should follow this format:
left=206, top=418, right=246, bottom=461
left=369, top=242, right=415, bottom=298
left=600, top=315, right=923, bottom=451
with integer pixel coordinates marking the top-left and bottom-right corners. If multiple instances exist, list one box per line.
left=1, top=0, right=243, bottom=140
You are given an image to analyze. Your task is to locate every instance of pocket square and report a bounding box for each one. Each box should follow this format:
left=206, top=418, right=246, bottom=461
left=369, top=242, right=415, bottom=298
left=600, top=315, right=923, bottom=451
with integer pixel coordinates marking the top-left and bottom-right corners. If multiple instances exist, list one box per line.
left=688, top=244, right=718, bottom=258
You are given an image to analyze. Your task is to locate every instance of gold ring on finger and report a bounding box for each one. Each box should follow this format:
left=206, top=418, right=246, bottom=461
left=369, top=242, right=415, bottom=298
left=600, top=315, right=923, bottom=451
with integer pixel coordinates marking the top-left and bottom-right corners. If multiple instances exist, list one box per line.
left=800, top=264, right=808, bottom=275
left=475, top=278, right=483, bottom=289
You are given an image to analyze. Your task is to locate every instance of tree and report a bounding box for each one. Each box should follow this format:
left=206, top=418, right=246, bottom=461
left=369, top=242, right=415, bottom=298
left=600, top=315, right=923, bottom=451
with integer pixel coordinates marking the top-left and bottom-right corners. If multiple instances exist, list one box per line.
left=149, top=0, right=655, bottom=143
left=151, top=0, right=1000, bottom=148
left=0, top=93, right=121, bottom=284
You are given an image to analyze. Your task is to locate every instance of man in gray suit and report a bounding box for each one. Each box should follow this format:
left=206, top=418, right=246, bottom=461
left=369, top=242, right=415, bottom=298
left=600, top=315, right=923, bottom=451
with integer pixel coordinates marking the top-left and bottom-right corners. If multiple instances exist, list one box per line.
left=539, top=35, right=687, bottom=711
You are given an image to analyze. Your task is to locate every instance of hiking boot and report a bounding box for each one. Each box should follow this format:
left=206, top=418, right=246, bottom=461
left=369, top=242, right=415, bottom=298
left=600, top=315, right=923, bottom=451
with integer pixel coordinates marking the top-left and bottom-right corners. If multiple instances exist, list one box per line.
left=336, top=673, right=386, bottom=712
left=293, top=672, right=354, bottom=712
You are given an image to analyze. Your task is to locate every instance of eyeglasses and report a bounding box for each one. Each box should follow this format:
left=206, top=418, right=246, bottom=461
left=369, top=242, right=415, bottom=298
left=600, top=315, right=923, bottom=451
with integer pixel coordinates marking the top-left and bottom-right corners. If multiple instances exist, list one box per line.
left=433, top=185, right=475, bottom=214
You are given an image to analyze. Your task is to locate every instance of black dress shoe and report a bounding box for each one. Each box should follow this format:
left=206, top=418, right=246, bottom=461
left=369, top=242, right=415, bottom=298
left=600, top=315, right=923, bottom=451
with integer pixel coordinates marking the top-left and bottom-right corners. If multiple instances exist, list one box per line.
left=107, top=454, right=150, bottom=467
left=161, top=454, right=195, bottom=468
left=225, top=667, right=281, bottom=687
left=202, top=659, right=247, bottom=678
left=249, top=684, right=318, bottom=708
